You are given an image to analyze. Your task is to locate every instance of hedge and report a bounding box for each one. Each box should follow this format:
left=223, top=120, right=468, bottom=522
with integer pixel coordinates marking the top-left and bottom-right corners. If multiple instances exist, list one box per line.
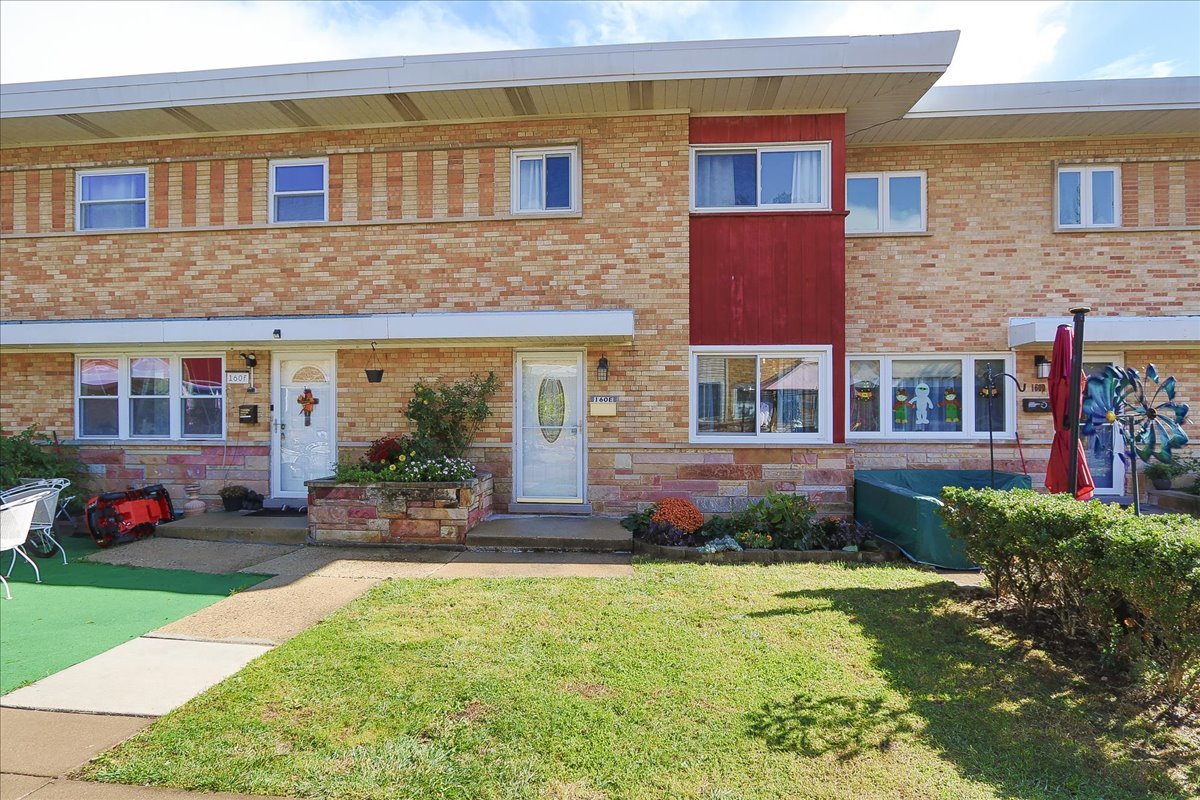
left=939, top=488, right=1200, bottom=711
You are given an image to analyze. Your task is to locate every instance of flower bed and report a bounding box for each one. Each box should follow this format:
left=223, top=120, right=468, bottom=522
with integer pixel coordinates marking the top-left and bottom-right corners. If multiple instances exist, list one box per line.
left=306, top=472, right=493, bottom=546
left=621, top=493, right=891, bottom=562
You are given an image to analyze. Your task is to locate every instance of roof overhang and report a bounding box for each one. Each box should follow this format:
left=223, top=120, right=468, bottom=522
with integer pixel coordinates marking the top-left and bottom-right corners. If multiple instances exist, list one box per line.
left=0, top=309, right=636, bottom=350
left=0, top=32, right=959, bottom=148
left=850, top=77, right=1200, bottom=145
left=1008, top=316, right=1200, bottom=350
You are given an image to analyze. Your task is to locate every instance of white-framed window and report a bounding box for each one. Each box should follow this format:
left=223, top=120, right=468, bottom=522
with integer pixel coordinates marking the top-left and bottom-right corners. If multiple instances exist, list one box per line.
left=846, top=354, right=1016, bottom=440
left=690, top=346, right=833, bottom=444
left=510, top=147, right=580, bottom=214
left=75, top=168, right=148, bottom=231
left=76, top=354, right=225, bottom=440
left=846, top=171, right=926, bottom=233
left=1057, top=165, right=1120, bottom=229
left=690, top=143, right=831, bottom=212
left=269, top=159, right=328, bottom=223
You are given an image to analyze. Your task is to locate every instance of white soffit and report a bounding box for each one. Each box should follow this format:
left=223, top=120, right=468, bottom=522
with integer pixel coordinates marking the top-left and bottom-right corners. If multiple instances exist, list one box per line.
left=1008, top=316, right=1200, bottom=349
left=0, top=309, right=635, bottom=349
left=0, top=32, right=959, bottom=147
left=850, top=76, right=1200, bottom=145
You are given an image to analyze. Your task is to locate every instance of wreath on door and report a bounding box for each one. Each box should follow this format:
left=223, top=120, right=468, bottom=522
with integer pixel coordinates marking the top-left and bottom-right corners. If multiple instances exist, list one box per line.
left=297, top=387, right=319, bottom=426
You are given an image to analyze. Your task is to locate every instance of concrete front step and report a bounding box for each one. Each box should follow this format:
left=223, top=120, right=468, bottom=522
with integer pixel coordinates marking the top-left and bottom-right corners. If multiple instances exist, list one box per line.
left=465, top=515, right=632, bottom=552
left=157, top=511, right=308, bottom=545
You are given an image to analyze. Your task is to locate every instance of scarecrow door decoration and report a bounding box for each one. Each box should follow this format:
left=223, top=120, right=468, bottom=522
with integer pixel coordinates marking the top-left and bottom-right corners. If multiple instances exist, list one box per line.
left=297, top=387, right=319, bottom=426
left=893, top=388, right=910, bottom=427
left=940, top=388, right=961, bottom=425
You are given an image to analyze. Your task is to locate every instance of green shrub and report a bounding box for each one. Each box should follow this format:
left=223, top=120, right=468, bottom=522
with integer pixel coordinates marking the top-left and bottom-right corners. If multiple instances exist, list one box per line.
left=0, top=425, right=90, bottom=510
left=405, top=372, right=497, bottom=459
left=737, top=491, right=817, bottom=550
left=940, top=487, right=1200, bottom=710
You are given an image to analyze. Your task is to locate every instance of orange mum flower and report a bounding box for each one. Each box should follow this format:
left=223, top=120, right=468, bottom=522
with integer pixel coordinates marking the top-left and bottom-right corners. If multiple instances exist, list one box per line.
left=651, top=497, right=704, bottom=534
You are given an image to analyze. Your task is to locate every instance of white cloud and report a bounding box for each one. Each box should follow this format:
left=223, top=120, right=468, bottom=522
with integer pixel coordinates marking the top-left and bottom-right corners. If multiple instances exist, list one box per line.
left=565, top=1, right=721, bottom=45
left=0, top=0, right=534, bottom=83
left=1087, top=52, right=1179, bottom=80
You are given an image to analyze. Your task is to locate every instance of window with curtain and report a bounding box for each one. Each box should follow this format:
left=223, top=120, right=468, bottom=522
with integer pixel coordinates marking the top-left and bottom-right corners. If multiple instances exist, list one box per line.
left=76, top=355, right=225, bottom=440
left=77, top=170, right=148, bottom=231
left=511, top=147, right=577, bottom=213
left=692, top=144, right=829, bottom=211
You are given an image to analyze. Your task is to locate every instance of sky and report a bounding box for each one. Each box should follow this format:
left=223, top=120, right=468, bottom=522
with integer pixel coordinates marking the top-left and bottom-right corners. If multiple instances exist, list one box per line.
left=0, top=0, right=1197, bottom=86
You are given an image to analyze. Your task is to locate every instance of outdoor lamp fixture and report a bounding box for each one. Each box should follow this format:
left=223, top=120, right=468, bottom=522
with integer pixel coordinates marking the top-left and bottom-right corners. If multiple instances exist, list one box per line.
left=239, top=352, right=258, bottom=393
left=597, top=355, right=609, bottom=382
left=364, top=341, right=384, bottom=383
left=272, top=329, right=282, bottom=339
left=1034, top=355, right=1051, bottom=379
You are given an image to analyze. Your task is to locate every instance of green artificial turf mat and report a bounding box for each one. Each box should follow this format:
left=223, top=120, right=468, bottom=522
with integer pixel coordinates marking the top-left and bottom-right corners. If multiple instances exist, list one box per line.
left=0, top=533, right=266, bottom=693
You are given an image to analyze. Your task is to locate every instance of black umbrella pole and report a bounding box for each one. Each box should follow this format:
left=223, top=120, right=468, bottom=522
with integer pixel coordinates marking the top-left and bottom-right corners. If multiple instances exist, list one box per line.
left=1066, top=306, right=1090, bottom=497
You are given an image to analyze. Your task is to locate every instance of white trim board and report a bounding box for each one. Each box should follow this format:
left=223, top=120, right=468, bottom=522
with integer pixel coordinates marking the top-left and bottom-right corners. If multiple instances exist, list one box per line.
left=0, top=309, right=636, bottom=349
left=1008, top=316, right=1200, bottom=349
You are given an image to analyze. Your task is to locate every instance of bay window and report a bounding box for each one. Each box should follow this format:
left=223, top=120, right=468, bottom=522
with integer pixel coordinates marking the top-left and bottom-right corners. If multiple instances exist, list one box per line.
left=691, top=347, right=832, bottom=443
left=847, top=354, right=1015, bottom=439
left=77, top=355, right=225, bottom=440
left=691, top=143, right=831, bottom=211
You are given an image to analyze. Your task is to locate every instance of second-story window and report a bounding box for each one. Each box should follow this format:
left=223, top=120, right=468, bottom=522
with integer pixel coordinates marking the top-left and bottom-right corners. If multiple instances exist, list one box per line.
left=846, top=171, right=927, bottom=233
left=691, top=143, right=830, bottom=211
left=270, top=159, right=328, bottom=223
left=1057, top=165, right=1120, bottom=229
left=511, top=147, right=578, bottom=214
left=76, top=168, right=148, bottom=231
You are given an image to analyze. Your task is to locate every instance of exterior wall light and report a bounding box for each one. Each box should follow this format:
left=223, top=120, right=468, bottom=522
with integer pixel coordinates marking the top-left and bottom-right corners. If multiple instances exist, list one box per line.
left=272, top=329, right=282, bottom=339
left=597, top=355, right=609, bottom=382
left=1034, top=355, right=1051, bottom=379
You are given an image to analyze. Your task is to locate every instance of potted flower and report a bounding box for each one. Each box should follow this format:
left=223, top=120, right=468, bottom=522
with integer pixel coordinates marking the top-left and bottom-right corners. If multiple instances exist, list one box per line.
left=218, top=484, right=250, bottom=512
left=1143, top=461, right=1185, bottom=491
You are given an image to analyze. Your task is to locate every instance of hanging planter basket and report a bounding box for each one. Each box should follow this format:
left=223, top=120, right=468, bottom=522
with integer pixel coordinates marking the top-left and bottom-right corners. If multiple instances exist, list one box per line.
left=364, top=342, right=384, bottom=383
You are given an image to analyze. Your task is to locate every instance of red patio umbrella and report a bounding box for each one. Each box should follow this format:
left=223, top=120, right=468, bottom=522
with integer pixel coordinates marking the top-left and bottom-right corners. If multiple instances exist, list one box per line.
left=1045, top=324, right=1095, bottom=499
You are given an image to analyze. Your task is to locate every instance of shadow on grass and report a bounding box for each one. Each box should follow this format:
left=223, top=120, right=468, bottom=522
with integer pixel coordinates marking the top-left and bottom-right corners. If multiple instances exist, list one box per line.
left=747, top=583, right=1188, bottom=799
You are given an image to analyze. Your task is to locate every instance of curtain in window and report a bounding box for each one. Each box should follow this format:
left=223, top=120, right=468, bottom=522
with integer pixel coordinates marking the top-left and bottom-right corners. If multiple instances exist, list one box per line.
left=696, top=154, right=737, bottom=207
left=790, top=150, right=822, bottom=205
left=519, top=158, right=543, bottom=210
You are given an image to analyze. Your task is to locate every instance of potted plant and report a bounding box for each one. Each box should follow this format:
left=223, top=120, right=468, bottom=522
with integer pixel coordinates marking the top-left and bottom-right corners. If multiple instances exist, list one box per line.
left=218, top=484, right=250, bottom=511
left=1143, top=461, right=1184, bottom=491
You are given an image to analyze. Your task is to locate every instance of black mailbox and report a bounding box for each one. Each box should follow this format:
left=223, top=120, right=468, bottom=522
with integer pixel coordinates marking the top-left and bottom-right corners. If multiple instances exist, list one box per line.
left=238, top=404, right=259, bottom=424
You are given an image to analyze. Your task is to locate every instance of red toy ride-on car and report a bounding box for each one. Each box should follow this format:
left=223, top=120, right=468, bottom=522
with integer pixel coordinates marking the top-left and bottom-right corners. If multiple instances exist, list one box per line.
left=85, top=484, right=176, bottom=548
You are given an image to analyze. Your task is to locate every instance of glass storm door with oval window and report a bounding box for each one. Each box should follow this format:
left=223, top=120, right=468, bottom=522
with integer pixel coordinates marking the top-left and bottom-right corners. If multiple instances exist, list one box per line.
left=272, top=356, right=336, bottom=499
left=515, top=352, right=585, bottom=503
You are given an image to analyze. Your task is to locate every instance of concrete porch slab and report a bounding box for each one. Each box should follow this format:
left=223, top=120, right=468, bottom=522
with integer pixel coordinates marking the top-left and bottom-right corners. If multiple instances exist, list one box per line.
left=0, top=638, right=271, bottom=717
left=82, top=538, right=299, bottom=574
left=465, top=516, right=632, bottom=552
left=0, top=708, right=150, bottom=778
left=1, top=773, right=51, bottom=800
left=156, top=511, right=308, bottom=545
left=241, top=545, right=457, bottom=579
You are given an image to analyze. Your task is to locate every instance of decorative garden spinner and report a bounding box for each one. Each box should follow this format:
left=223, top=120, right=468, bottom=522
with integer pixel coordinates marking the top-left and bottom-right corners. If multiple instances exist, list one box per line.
left=1082, top=363, right=1190, bottom=514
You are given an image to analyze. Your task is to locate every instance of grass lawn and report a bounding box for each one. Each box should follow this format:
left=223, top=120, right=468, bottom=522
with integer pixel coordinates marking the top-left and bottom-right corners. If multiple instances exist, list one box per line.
left=85, top=562, right=1194, bottom=799
left=0, top=533, right=266, bottom=693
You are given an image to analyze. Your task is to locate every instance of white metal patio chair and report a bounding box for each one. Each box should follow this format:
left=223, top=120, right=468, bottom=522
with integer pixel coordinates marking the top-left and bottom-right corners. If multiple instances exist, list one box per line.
left=3, top=479, right=70, bottom=566
left=0, top=488, right=53, bottom=600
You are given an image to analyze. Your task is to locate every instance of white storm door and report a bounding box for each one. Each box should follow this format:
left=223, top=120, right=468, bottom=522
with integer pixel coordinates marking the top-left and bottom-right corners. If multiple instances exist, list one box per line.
left=1082, top=358, right=1125, bottom=496
left=515, top=351, right=585, bottom=503
left=272, top=355, right=337, bottom=499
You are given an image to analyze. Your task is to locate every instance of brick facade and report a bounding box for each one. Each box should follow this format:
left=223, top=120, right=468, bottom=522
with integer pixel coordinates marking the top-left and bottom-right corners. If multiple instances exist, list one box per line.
left=1, top=116, right=1196, bottom=513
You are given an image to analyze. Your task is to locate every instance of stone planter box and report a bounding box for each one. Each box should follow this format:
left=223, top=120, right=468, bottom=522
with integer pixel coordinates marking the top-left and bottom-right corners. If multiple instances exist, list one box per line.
left=1147, top=487, right=1200, bottom=517
left=633, top=538, right=900, bottom=564
left=306, top=472, right=493, bottom=546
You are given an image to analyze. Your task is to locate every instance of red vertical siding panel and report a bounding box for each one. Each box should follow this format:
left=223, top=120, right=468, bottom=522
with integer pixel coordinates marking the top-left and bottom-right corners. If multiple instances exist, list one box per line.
left=387, top=152, right=403, bottom=218
left=181, top=162, right=196, bottom=227
left=50, top=170, right=66, bottom=231
left=0, top=171, right=14, bottom=232
left=24, top=171, right=40, bottom=234
left=209, top=161, right=225, bottom=226
left=327, top=154, right=343, bottom=222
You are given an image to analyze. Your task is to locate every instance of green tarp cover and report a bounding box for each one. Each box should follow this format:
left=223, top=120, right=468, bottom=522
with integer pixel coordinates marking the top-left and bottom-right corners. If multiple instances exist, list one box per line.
left=855, top=470, right=1032, bottom=570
